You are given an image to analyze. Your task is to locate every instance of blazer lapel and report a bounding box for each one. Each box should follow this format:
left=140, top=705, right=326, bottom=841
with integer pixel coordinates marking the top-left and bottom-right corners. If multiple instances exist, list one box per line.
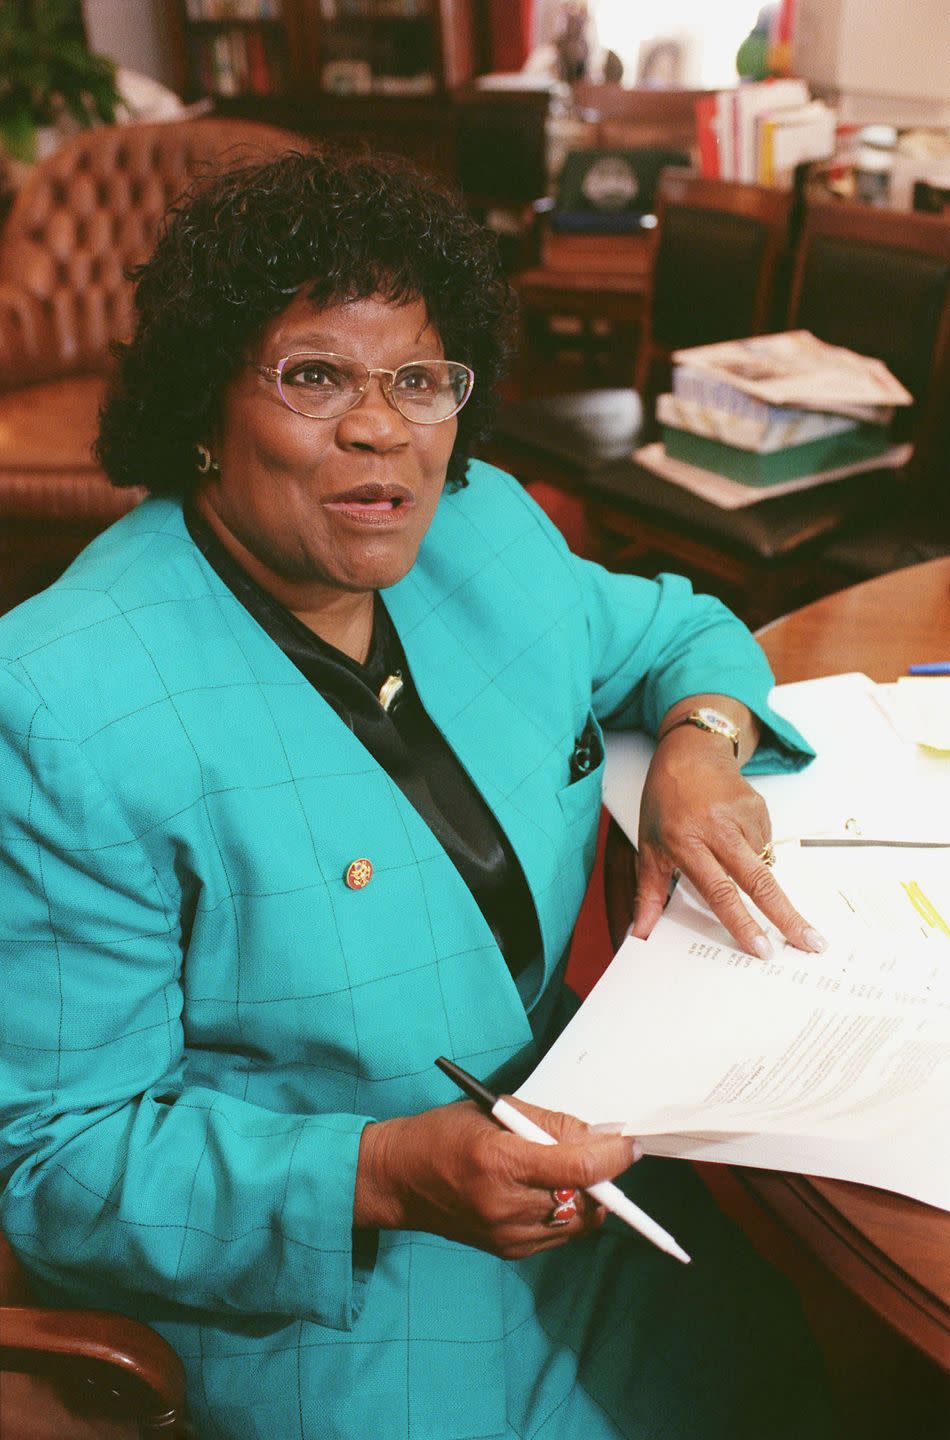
left=171, top=515, right=537, bottom=1049
left=383, top=494, right=580, bottom=994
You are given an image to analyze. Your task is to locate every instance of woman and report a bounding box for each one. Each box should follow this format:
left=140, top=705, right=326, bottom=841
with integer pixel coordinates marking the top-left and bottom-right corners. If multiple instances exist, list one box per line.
left=0, top=150, right=832, bottom=1438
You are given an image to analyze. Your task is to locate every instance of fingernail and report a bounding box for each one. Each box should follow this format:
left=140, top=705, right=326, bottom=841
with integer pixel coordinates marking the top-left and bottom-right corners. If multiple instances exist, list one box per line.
left=590, top=1121, right=628, bottom=1135
left=803, top=927, right=828, bottom=953
left=752, top=934, right=773, bottom=959
left=630, top=1140, right=644, bottom=1163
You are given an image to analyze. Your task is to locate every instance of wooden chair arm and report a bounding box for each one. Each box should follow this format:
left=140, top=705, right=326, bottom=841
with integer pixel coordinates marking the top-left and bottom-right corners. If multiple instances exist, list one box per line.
left=603, top=814, right=639, bottom=954
left=1, top=1303, right=186, bottom=1434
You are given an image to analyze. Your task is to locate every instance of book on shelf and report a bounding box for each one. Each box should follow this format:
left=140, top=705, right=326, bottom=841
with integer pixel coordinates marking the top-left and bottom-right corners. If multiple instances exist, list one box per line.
left=321, top=59, right=373, bottom=94
left=322, top=0, right=421, bottom=14
left=732, top=77, right=809, bottom=182
left=191, top=23, right=283, bottom=95
left=696, top=79, right=835, bottom=185
left=756, top=101, right=837, bottom=185
left=694, top=93, right=720, bottom=179
left=373, top=73, right=436, bottom=95
left=211, top=31, right=239, bottom=95
left=375, top=0, right=431, bottom=14
left=187, top=0, right=282, bottom=18
left=245, top=26, right=271, bottom=95
left=714, top=89, right=736, bottom=180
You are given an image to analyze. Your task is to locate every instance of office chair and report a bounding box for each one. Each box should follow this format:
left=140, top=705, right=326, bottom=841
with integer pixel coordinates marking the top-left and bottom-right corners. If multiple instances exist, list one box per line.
left=797, top=201, right=950, bottom=580
left=586, top=197, right=950, bottom=624
left=0, top=117, right=306, bottom=615
left=0, top=1232, right=187, bottom=1439
left=488, top=169, right=794, bottom=562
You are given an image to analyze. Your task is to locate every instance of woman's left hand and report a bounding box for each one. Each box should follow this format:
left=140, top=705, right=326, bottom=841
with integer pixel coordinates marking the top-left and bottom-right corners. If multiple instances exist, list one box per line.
left=630, top=724, right=825, bottom=956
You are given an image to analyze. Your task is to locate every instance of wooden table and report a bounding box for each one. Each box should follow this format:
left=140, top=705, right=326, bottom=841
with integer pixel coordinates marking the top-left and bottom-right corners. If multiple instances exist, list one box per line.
left=728, top=555, right=950, bottom=1434
left=597, top=560, right=950, bottom=1432
left=757, top=554, right=950, bottom=688
left=749, top=559, right=950, bottom=1375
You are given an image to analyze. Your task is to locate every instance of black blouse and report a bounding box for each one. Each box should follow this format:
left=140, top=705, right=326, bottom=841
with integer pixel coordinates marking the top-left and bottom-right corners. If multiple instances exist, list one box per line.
left=186, top=510, right=542, bottom=982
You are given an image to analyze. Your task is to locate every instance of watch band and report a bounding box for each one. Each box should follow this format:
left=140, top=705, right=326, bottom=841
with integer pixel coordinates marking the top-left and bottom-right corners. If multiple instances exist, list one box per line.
left=659, top=707, right=740, bottom=758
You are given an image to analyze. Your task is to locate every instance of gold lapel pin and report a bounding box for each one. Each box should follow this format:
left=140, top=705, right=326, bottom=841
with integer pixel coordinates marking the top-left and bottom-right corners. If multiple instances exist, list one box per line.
left=345, top=858, right=373, bottom=890
left=377, top=672, right=404, bottom=712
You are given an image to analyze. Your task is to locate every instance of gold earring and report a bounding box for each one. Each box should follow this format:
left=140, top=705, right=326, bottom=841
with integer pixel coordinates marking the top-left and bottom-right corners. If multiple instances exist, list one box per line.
left=195, top=444, right=218, bottom=474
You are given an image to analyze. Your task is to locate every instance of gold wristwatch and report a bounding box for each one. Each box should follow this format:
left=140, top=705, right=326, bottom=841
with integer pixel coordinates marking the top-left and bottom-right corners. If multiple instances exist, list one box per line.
left=659, top=707, right=740, bottom=758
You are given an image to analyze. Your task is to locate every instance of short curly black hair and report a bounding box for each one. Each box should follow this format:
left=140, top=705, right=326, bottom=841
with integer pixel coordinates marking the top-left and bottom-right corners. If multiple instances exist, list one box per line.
left=95, top=146, right=517, bottom=495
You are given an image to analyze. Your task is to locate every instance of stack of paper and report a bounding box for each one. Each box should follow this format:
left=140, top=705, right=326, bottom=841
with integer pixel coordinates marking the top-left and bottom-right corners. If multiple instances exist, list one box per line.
left=518, top=673, right=950, bottom=1209
left=647, top=331, right=912, bottom=492
left=694, top=81, right=837, bottom=185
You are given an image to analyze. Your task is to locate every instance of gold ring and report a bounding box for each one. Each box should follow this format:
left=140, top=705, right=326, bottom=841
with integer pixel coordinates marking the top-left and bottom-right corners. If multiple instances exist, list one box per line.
left=757, top=841, right=776, bottom=867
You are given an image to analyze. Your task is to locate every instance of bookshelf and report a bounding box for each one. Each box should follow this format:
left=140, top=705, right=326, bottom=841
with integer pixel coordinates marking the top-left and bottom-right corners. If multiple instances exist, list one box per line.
left=170, top=1, right=476, bottom=105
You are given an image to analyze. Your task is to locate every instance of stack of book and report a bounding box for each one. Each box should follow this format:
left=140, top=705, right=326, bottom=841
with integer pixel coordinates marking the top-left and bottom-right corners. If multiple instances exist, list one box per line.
left=694, top=79, right=837, bottom=186
left=189, top=25, right=286, bottom=96
left=655, top=331, right=912, bottom=488
left=186, top=0, right=280, bottom=15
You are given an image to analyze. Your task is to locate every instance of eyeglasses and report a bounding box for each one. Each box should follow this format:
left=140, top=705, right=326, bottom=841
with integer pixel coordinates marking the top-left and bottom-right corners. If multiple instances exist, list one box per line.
left=256, top=352, right=475, bottom=425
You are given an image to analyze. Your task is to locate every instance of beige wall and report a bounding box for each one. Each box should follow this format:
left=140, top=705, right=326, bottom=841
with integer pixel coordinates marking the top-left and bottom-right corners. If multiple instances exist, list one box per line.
left=793, top=0, right=950, bottom=125
left=82, top=0, right=176, bottom=90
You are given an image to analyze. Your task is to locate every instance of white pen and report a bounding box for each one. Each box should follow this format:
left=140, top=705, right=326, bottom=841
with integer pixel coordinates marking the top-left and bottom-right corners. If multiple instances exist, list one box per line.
left=435, top=1056, right=691, bottom=1265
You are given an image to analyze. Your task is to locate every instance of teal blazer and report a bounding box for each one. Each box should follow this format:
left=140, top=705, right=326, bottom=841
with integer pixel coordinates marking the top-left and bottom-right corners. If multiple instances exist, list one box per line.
left=0, top=463, right=814, bottom=1439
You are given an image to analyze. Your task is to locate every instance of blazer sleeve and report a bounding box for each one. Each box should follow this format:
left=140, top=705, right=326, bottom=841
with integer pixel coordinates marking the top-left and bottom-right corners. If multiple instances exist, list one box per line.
left=0, top=665, right=375, bottom=1330
left=573, top=554, right=814, bottom=773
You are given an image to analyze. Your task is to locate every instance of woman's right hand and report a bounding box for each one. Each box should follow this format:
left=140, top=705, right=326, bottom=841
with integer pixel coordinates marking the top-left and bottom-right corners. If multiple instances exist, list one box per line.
left=354, top=1099, right=639, bottom=1259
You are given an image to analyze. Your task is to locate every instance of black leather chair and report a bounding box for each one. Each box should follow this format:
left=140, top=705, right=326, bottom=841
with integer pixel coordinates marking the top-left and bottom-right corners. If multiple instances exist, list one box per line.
left=798, top=202, right=950, bottom=581
left=489, top=193, right=950, bottom=626
left=590, top=198, right=950, bottom=623
left=487, top=170, right=795, bottom=573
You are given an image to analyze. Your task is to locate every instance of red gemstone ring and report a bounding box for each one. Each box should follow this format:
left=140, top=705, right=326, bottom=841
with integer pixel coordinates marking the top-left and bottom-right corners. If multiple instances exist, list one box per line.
left=547, top=1188, right=578, bottom=1226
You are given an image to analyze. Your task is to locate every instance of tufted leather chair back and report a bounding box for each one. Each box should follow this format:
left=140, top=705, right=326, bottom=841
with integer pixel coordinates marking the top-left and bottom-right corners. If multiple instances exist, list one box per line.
left=0, top=118, right=308, bottom=616
left=0, top=118, right=306, bottom=376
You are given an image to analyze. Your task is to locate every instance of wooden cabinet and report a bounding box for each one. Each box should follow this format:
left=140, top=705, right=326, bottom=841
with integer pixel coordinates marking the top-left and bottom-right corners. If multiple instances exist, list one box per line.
left=168, top=1, right=476, bottom=105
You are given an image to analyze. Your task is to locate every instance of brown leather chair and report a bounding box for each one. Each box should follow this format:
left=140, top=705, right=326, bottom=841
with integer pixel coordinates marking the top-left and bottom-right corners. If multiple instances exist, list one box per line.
left=0, top=1231, right=187, bottom=1439
left=0, top=118, right=306, bottom=616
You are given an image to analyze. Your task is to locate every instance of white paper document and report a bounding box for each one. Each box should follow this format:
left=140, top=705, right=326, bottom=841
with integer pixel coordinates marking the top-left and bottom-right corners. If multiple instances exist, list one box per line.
left=603, top=672, right=950, bottom=848
left=518, top=845, right=950, bottom=1209
left=875, top=677, right=950, bottom=752
left=669, top=331, right=913, bottom=416
left=522, top=673, right=950, bottom=1210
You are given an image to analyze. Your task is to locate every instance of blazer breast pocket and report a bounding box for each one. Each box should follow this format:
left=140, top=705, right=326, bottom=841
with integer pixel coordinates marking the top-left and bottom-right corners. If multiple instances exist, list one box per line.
left=557, top=713, right=605, bottom=827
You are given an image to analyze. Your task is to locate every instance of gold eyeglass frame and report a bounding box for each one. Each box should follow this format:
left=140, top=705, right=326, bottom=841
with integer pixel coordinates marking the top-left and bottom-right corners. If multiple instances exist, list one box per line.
left=256, top=352, right=475, bottom=425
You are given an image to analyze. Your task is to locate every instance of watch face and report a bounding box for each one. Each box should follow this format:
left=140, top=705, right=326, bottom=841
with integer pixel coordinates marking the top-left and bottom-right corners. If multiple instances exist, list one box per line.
left=696, top=708, right=736, bottom=737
